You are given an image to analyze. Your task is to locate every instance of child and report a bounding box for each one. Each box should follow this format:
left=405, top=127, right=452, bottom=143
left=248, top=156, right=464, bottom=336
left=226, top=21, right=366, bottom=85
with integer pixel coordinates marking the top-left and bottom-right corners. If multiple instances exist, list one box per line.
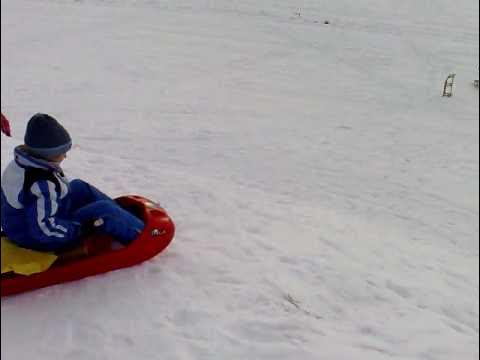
left=0, top=113, right=144, bottom=252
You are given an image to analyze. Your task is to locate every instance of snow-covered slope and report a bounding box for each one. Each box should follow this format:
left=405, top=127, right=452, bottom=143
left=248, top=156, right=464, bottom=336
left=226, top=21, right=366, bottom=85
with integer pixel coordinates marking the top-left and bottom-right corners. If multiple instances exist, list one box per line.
left=2, top=1, right=478, bottom=359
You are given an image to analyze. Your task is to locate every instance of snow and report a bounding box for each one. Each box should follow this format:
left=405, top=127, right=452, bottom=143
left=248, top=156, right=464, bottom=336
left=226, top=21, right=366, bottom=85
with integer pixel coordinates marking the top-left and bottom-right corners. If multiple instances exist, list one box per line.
left=1, top=0, right=478, bottom=359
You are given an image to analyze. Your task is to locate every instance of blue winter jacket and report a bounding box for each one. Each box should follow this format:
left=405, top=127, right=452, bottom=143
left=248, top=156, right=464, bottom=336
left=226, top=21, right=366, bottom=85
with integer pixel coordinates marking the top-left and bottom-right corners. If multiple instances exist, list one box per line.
left=1, top=146, right=82, bottom=251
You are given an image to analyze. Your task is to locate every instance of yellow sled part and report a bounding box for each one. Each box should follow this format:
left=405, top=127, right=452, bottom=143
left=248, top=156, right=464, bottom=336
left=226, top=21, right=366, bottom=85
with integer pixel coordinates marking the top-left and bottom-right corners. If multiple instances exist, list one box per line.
left=1, top=237, right=58, bottom=275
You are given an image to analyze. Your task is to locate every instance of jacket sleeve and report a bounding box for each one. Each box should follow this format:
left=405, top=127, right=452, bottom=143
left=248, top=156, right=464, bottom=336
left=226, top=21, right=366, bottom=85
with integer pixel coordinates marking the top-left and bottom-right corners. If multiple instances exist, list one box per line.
left=25, top=179, right=82, bottom=251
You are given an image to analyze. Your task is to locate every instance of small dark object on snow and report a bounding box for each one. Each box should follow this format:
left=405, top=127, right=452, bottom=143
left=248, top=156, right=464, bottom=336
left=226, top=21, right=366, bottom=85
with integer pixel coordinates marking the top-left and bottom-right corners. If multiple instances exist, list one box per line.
left=324, top=20, right=330, bottom=25
left=442, top=73, right=456, bottom=97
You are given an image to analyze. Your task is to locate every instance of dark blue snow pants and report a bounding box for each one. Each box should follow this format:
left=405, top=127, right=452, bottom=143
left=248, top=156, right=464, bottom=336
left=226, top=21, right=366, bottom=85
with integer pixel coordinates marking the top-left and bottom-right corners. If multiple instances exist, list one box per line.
left=69, top=179, right=144, bottom=245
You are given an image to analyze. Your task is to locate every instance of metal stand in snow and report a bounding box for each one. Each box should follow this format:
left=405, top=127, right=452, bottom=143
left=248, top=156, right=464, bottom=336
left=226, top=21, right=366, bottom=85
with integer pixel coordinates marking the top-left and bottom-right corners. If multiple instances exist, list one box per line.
left=442, top=73, right=456, bottom=97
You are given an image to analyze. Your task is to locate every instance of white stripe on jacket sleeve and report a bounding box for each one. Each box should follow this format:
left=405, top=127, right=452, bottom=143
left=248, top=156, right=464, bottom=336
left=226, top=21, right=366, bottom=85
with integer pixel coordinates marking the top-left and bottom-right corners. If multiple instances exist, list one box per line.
left=31, top=181, right=67, bottom=238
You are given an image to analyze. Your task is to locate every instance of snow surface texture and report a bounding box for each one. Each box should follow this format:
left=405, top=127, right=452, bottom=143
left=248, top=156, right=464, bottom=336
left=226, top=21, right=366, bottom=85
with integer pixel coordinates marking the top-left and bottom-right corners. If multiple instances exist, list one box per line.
left=1, top=1, right=479, bottom=359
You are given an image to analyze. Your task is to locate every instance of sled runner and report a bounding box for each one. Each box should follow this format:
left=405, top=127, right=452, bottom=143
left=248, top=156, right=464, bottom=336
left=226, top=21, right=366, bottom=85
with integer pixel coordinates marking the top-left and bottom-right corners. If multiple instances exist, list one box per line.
left=1, top=195, right=175, bottom=296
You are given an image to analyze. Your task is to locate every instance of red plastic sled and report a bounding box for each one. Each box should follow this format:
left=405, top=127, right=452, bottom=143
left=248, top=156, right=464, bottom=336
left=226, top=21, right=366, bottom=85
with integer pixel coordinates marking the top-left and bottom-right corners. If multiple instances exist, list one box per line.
left=1, top=195, right=175, bottom=297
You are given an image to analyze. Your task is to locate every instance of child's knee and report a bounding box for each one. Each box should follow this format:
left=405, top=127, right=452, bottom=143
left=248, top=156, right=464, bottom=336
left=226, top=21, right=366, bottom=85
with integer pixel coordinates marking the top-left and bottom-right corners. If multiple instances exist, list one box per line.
left=70, top=178, right=88, bottom=188
left=69, top=179, right=111, bottom=204
left=69, top=179, right=91, bottom=196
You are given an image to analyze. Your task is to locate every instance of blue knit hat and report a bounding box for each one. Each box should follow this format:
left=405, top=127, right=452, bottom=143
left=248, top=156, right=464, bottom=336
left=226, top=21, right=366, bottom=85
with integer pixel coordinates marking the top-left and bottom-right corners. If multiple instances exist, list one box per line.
left=24, top=113, right=72, bottom=159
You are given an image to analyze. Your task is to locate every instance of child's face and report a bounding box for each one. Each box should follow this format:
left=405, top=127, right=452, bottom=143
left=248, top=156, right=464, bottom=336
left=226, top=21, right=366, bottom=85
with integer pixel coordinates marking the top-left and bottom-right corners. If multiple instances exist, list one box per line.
left=49, top=153, right=67, bottom=164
